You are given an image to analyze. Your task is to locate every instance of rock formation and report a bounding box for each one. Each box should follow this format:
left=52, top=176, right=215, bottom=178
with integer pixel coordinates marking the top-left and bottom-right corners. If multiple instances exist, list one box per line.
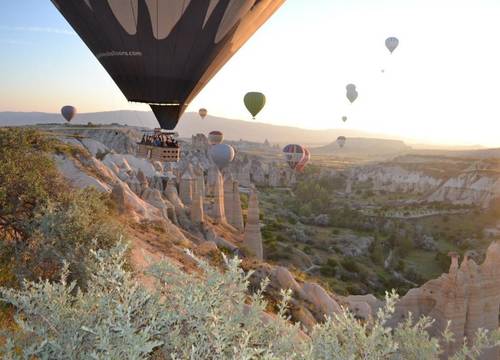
left=190, top=185, right=204, bottom=225
left=164, top=179, right=184, bottom=210
left=193, top=163, right=205, bottom=197
left=224, top=172, right=244, bottom=231
left=211, top=169, right=226, bottom=224
left=179, top=164, right=195, bottom=206
left=243, top=188, right=263, bottom=260
left=389, top=242, right=500, bottom=359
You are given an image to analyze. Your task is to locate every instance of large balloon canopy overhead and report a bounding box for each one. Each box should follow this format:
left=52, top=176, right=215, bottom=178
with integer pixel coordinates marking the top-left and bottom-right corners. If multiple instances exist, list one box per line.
left=282, top=144, right=306, bottom=171
left=244, top=92, right=266, bottom=119
left=208, top=130, right=223, bottom=145
left=385, top=37, right=399, bottom=54
left=198, top=108, right=208, bottom=120
left=209, top=143, right=235, bottom=170
left=61, top=105, right=76, bottom=122
left=52, top=0, right=284, bottom=130
left=346, top=84, right=358, bottom=104
left=337, top=136, right=346, bottom=148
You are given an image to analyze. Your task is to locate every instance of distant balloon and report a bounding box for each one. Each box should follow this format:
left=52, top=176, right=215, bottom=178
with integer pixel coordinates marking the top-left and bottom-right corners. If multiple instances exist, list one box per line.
left=342, top=116, right=347, bottom=122
left=385, top=37, right=399, bottom=54
left=198, top=108, right=208, bottom=120
left=61, top=105, right=76, bottom=122
left=346, top=84, right=358, bottom=103
left=244, top=92, right=266, bottom=119
left=209, top=144, right=235, bottom=170
left=337, top=136, right=346, bottom=148
left=295, top=147, right=310, bottom=173
left=208, top=130, right=224, bottom=145
left=282, top=144, right=306, bottom=171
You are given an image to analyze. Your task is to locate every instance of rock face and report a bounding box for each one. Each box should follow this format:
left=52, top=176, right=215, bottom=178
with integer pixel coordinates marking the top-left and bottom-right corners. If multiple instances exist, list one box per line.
left=211, top=169, right=226, bottom=224
left=427, top=171, right=500, bottom=208
left=332, top=233, right=374, bottom=257
left=179, top=165, right=195, bottom=206
left=224, top=173, right=244, bottom=231
left=190, top=185, right=204, bottom=225
left=390, top=242, right=500, bottom=359
left=243, top=189, right=263, bottom=260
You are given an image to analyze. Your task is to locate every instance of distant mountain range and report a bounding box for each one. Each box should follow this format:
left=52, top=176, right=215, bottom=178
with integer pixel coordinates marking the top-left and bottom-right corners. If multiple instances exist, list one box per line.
left=1, top=111, right=496, bottom=159
left=311, top=137, right=412, bottom=159
left=0, top=110, right=403, bottom=146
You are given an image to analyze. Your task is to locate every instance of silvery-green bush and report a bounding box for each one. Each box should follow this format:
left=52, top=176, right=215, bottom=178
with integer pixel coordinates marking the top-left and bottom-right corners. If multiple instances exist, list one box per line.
left=1, top=243, right=499, bottom=359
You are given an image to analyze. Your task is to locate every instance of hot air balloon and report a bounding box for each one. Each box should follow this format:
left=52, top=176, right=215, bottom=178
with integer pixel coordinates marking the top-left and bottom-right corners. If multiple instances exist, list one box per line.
left=198, top=108, right=208, bottom=120
left=208, top=130, right=223, bottom=145
left=244, top=92, right=266, bottom=119
left=346, top=84, right=358, bottom=103
left=295, top=148, right=310, bottom=173
left=342, top=116, right=347, bottom=122
left=337, top=136, right=346, bottom=148
left=282, top=144, right=306, bottom=171
left=61, top=105, right=76, bottom=122
left=52, top=1, right=284, bottom=130
left=209, top=144, right=235, bottom=170
left=385, top=37, right=399, bottom=54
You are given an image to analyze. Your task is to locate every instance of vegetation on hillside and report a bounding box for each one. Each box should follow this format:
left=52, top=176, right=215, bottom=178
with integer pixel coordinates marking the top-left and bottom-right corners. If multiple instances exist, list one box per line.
left=258, top=166, right=496, bottom=296
left=2, top=243, right=499, bottom=359
left=0, top=128, right=123, bottom=288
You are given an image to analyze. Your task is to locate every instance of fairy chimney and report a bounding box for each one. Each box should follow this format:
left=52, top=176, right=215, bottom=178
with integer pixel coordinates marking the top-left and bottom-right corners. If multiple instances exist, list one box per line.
left=243, top=187, right=263, bottom=260
left=179, top=164, right=195, bottom=206
left=224, top=172, right=244, bottom=231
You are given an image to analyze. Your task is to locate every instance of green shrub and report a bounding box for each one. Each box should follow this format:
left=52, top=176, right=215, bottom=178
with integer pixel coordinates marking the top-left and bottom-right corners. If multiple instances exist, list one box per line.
left=2, top=244, right=499, bottom=359
left=341, top=257, right=360, bottom=273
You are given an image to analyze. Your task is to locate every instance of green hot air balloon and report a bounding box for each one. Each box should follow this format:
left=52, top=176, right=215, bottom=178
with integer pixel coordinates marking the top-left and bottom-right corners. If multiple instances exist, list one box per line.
left=244, top=92, right=266, bottom=119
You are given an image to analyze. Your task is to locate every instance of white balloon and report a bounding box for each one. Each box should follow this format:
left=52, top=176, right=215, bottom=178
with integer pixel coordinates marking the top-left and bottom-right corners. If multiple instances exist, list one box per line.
left=385, top=37, right=399, bottom=53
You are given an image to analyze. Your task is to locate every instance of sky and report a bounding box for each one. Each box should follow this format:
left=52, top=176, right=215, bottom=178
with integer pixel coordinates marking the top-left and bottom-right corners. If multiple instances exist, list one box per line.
left=1, top=0, right=500, bottom=146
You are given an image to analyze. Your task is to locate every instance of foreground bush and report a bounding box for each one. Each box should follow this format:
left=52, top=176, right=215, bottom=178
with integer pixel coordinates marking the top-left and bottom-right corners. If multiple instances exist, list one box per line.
left=0, top=128, right=122, bottom=287
left=2, top=244, right=500, bottom=359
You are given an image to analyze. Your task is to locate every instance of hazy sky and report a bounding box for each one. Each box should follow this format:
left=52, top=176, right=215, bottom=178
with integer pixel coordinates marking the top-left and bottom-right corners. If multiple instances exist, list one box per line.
left=1, top=0, right=500, bottom=146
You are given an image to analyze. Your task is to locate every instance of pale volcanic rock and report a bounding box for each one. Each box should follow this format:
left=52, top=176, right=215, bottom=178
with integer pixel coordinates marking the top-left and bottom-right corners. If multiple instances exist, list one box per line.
left=193, top=163, right=205, bottom=197
left=126, top=175, right=142, bottom=196
left=179, top=164, right=195, bottom=206
left=190, top=186, right=205, bottom=225
left=206, top=165, right=220, bottom=196
left=104, top=153, right=156, bottom=177
left=141, top=188, right=177, bottom=224
left=164, top=179, right=184, bottom=209
left=224, top=173, right=244, bottom=231
left=300, top=282, right=342, bottom=319
left=211, top=169, right=227, bottom=224
left=243, top=189, right=263, bottom=260
left=290, top=305, right=317, bottom=332
left=54, top=154, right=111, bottom=193
left=80, top=138, right=110, bottom=157
left=136, top=169, right=149, bottom=193
left=271, top=267, right=304, bottom=298
left=390, top=241, right=500, bottom=359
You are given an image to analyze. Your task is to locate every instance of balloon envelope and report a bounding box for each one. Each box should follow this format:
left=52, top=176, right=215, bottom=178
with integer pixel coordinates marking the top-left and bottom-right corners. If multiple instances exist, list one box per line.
left=385, top=37, right=399, bottom=53
left=346, top=84, right=358, bottom=103
left=244, top=92, right=266, bottom=119
left=61, top=105, right=77, bottom=122
left=295, top=147, right=310, bottom=173
left=342, top=116, right=347, bottom=122
left=282, top=144, right=305, bottom=170
left=208, top=130, right=223, bottom=145
left=52, top=1, right=284, bottom=129
left=198, top=108, right=208, bottom=119
left=209, top=144, right=235, bottom=170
